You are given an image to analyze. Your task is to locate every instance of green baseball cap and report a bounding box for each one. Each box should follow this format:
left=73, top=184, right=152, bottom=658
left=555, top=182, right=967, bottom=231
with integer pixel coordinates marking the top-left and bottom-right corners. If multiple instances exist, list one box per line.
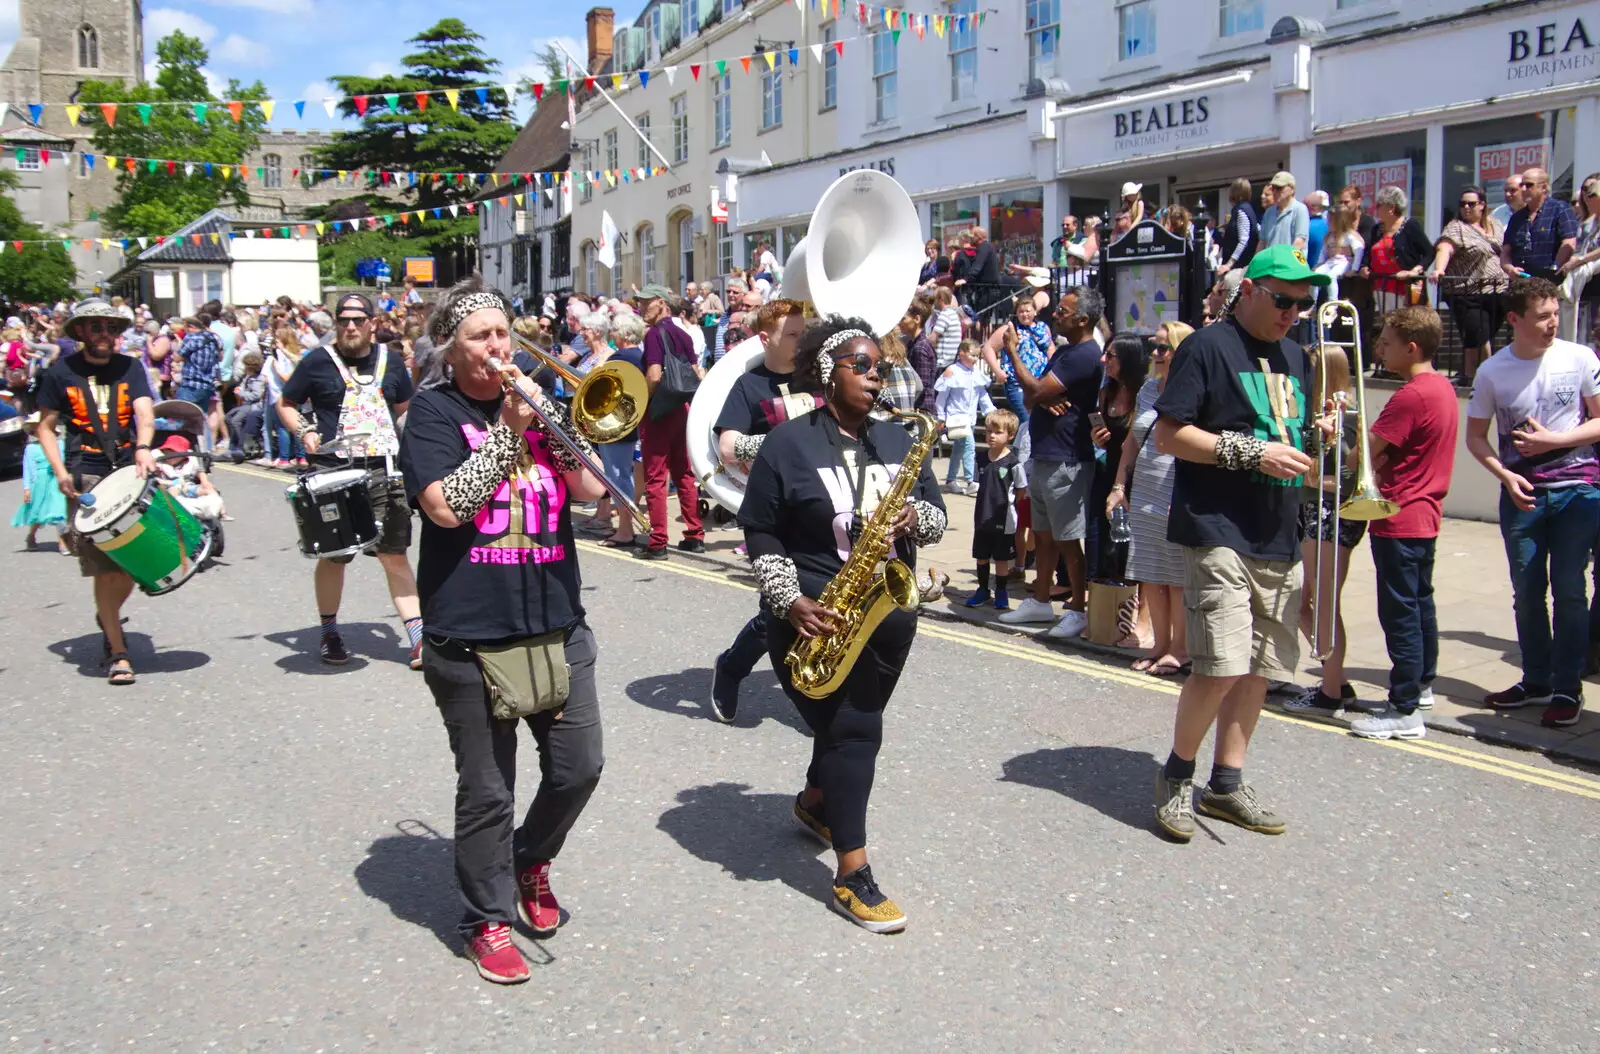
left=1245, top=243, right=1331, bottom=288
left=635, top=283, right=676, bottom=302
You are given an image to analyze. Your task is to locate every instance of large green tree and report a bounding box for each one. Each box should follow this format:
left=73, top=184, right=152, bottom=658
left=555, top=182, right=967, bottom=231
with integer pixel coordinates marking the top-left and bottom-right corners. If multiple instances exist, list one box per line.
left=0, top=172, right=75, bottom=302
left=75, top=32, right=269, bottom=237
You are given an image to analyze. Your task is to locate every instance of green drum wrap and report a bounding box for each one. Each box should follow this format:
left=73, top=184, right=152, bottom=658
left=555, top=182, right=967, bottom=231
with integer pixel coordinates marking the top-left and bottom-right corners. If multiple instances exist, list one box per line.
left=94, top=485, right=207, bottom=594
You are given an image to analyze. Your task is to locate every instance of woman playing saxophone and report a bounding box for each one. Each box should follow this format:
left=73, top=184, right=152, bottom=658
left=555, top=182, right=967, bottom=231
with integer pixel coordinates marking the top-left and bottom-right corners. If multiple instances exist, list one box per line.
left=739, top=315, right=948, bottom=934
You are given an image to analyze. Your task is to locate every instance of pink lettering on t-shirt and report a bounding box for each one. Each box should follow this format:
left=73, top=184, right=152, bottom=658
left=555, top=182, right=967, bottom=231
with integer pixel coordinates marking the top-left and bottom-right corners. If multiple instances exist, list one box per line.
left=460, top=422, right=568, bottom=538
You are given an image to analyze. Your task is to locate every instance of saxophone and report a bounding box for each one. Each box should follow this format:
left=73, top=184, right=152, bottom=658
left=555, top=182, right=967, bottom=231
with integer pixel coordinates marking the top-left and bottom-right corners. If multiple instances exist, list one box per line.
left=786, top=408, right=944, bottom=699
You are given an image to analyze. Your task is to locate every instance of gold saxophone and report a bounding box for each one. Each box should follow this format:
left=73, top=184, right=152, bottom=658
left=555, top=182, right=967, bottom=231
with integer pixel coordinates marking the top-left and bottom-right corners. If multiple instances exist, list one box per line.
left=786, top=408, right=944, bottom=700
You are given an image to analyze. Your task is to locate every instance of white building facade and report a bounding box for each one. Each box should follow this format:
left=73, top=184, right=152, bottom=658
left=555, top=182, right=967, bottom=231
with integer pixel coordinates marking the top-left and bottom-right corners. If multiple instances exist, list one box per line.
left=568, top=0, right=838, bottom=296
left=738, top=0, right=1600, bottom=270
left=479, top=176, right=574, bottom=307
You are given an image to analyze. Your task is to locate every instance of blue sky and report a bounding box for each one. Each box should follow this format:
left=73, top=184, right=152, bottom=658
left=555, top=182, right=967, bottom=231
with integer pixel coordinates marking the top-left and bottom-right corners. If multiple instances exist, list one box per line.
left=0, top=0, right=647, bottom=129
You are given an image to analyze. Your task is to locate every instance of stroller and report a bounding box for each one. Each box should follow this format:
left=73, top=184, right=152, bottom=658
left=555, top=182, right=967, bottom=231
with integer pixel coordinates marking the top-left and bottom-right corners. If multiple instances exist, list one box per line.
left=152, top=399, right=226, bottom=563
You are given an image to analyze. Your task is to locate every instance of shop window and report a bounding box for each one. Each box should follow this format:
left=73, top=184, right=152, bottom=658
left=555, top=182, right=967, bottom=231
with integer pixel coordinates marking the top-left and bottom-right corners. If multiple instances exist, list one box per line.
left=951, top=0, right=978, bottom=102
left=822, top=23, right=838, bottom=111
left=873, top=31, right=898, bottom=123
left=742, top=230, right=773, bottom=271
left=1024, top=0, right=1057, bottom=84
left=780, top=223, right=807, bottom=260
left=930, top=196, right=981, bottom=249
left=1442, top=111, right=1575, bottom=232
left=1219, top=0, right=1264, bottom=38
left=1317, top=130, right=1429, bottom=233
left=717, top=224, right=735, bottom=276
left=989, top=188, right=1046, bottom=269
left=1118, top=1, right=1156, bottom=61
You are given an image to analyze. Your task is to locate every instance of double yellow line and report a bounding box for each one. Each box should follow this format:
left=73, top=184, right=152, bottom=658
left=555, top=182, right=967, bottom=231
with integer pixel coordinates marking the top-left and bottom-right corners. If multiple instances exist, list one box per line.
left=576, top=538, right=1600, bottom=801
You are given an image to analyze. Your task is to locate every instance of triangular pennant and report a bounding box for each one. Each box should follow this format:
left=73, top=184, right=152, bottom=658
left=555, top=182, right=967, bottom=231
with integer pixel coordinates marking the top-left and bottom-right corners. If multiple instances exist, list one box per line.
left=28, top=104, right=42, bottom=123
left=193, top=102, right=208, bottom=123
left=191, top=234, right=202, bottom=245
left=639, top=70, right=650, bottom=88
left=740, top=56, right=751, bottom=73
left=690, top=64, right=701, bottom=81
left=810, top=43, right=823, bottom=63
left=384, top=93, right=399, bottom=114
left=611, top=74, right=623, bottom=91
left=126, top=157, right=139, bottom=171
left=84, top=154, right=96, bottom=171
left=294, top=100, right=306, bottom=119
left=106, top=155, right=118, bottom=167
left=11, top=241, right=21, bottom=253
left=137, top=237, right=148, bottom=249
left=514, top=193, right=524, bottom=206
left=934, top=15, right=945, bottom=38
left=323, top=97, right=337, bottom=118
left=315, top=222, right=325, bottom=235
left=789, top=47, right=800, bottom=66
left=555, top=80, right=569, bottom=95
left=416, top=92, right=430, bottom=112
left=449, top=204, right=459, bottom=217
left=227, top=101, right=244, bottom=123
left=98, top=103, right=117, bottom=126
left=166, top=160, right=176, bottom=175
left=915, top=17, right=925, bottom=41
left=221, top=165, right=231, bottom=179
left=764, top=52, right=777, bottom=70
left=210, top=233, right=220, bottom=244
left=60, top=240, right=70, bottom=251
left=664, top=66, right=677, bottom=86
left=185, top=162, right=194, bottom=176
left=474, top=87, right=487, bottom=105
left=146, top=158, right=157, bottom=173
left=354, top=96, right=369, bottom=116
left=892, top=29, right=901, bottom=45
left=260, top=99, right=276, bottom=122
left=834, top=40, right=845, bottom=56
left=715, top=60, right=726, bottom=77
left=605, top=170, right=616, bottom=187
left=445, top=89, right=460, bottom=111
left=530, top=83, right=543, bottom=102
left=584, top=77, right=596, bottom=91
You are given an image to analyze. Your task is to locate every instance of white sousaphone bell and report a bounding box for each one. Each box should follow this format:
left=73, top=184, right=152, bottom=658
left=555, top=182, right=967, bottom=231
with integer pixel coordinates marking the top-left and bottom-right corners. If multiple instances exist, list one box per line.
left=686, top=169, right=926, bottom=515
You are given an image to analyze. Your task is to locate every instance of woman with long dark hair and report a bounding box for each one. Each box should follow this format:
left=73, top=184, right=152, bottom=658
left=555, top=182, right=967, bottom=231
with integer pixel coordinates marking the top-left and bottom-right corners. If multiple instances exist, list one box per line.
left=740, top=314, right=947, bottom=934
left=1431, top=183, right=1506, bottom=383
left=1089, top=333, right=1150, bottom=581
left=398, top=277, right=608, bottom=985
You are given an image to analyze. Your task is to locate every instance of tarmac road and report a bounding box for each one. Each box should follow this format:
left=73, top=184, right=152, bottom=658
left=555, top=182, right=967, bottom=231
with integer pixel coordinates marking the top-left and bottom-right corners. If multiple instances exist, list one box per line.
left=0, top=463, right=1596, bottom=1052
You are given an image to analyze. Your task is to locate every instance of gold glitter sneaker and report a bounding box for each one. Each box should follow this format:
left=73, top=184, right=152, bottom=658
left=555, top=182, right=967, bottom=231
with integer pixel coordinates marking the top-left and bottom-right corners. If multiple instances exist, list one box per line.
left=830, top=864, right=906, bottom=934
left=793, top=792, right=832, bottom=848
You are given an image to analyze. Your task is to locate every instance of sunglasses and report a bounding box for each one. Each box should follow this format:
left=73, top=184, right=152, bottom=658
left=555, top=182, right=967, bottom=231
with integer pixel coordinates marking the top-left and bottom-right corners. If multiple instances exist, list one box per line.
left=1153, top=343, right=1174, bottom=354
left=831, top=352, right=877, bottom=375
left=337, top=316, right=371, bottom=327
left=1265, top=291, right=1317, bottom=312
left=82, top=320, right=116, bottom=334
left=1458, top=200, right=1482, bottom=208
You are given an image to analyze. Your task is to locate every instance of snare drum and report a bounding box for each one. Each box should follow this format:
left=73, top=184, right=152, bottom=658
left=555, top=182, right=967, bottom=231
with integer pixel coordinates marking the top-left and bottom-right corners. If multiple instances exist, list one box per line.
left=287, top=467, right=380, bottom=560
left=74, top=467, right=211, bottom=595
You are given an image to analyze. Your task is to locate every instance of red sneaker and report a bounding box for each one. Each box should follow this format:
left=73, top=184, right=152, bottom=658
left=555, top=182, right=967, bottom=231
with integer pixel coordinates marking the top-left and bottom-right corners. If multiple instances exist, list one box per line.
left=517, top=861, right=562, bottom=937
left=465, top=922, right=529, bottom=984
left=409, top=640, right=423, bottom=671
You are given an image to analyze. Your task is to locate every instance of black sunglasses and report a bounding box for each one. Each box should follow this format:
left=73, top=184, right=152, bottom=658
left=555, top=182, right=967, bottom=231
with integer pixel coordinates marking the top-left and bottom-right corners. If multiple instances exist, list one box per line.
left=831, top=352, right=877, bottom=375
left=1153, top=342, right=1174, bottom=353
left=1265, top=291, right=1317, bottom=311
left=1458, top=199, right=1482, bottom=208
left=337, top=315, right=371, bottom=327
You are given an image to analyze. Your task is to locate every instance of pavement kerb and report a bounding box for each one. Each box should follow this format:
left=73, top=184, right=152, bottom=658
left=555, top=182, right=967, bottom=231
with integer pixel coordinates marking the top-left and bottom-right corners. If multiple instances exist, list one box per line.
left=648, top=538, right=1581, bottom=762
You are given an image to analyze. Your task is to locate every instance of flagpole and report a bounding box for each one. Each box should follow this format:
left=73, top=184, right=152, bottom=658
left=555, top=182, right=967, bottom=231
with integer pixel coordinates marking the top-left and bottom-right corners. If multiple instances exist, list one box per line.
left=552, top=39, right=675, bottom=172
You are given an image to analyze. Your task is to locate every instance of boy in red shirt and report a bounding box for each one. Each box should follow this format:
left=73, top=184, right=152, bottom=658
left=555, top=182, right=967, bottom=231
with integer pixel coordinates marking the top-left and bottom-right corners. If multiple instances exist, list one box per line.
left=1350, top=306, right=1458, bottom=740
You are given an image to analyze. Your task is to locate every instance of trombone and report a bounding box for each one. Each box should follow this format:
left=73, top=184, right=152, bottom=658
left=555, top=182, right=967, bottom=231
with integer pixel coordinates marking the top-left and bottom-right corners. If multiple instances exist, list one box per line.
left=491, top=334, right=651, bottom=532
left=1308, top=300, right=1399, bottom=661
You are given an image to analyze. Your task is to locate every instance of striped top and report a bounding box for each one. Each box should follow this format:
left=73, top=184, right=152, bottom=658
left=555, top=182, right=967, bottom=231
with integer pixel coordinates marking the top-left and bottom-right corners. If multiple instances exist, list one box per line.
left=930, top=306, right=964, bottom=371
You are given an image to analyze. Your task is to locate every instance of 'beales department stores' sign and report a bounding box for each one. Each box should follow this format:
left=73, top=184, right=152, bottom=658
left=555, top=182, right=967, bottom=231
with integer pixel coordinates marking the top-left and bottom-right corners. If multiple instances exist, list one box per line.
left=1111, top=95, right=1213, bottom=154
left=1058, top=77, right=1274, bottom=172
left=1506, top=9, right=1598, bottom=83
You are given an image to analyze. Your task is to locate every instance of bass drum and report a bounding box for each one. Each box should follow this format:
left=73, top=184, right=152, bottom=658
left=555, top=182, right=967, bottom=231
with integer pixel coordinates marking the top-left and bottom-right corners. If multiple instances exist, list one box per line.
left=686, top=333, right=766, bottom=516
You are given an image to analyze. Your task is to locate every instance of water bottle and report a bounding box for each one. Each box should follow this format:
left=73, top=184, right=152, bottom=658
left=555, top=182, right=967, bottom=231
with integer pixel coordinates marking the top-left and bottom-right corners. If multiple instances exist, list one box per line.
left=1109, top=505, right=1131, bottom=544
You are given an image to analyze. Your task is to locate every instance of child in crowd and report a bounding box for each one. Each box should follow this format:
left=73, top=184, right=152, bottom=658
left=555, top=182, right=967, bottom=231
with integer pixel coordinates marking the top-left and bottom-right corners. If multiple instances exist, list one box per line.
left=10, top=413, right=68, bottom=552
left=935, top=339, right=994, bottom=494
left=1349, top=306, right=1458, bottom=741
left=966, top=409, right=1027, bottom=610
left=157, top=435, right=226, bottom=523
left=224, top=351, right=266, bottom=462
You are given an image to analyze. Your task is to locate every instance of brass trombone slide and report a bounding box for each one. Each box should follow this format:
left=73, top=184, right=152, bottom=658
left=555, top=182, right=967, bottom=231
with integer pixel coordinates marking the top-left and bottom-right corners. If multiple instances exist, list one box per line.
left=1308, top=300, right=1399, bottom=662
left=490, top=345, right=650, bottom=533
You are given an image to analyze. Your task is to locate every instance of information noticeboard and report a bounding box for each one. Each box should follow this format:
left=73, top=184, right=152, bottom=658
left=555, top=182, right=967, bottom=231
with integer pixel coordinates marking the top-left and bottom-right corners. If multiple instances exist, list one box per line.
left=404, top=257, right=435, bottom=284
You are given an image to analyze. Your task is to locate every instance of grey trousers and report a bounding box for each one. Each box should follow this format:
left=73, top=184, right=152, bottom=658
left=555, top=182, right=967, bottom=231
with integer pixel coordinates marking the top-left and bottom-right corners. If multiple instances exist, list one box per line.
left=422, top=623, right=604, bottom=939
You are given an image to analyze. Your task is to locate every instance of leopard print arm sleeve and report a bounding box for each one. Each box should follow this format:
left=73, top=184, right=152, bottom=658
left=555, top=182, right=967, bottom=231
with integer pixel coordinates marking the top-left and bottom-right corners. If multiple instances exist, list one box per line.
left=440, top=421, right=522, bottom=522
left=910, top=499, right=947, bottom=547
left=751, top=554, right=803, bottom=619
left=529, top=392, right=595, bottom=475
left=732, top=433, right=765, bottom=463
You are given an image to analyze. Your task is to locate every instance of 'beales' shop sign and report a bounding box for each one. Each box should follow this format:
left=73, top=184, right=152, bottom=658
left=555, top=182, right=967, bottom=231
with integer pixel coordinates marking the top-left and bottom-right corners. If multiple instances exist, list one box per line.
left=1507, top=10, right=1597, bottom=82
left=1057, top=74, right=1273, bottom=172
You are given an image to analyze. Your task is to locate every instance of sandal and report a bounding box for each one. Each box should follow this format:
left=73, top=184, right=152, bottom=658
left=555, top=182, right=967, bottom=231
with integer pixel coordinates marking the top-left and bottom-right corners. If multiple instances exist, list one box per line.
left=107, top=653, right=136, bottom=686
left=1131, top=657, right=1156, bottom=672
left=597, top=536, right=637, bottom=548
left=1148, top=658, right=1191, bottom=677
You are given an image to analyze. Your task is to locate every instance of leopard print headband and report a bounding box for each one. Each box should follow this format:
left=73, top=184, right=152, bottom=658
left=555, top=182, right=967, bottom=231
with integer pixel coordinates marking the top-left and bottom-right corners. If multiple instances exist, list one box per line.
left=816, top=328, right=871, bottom=387
left=432, top=290, right=512, bottom=347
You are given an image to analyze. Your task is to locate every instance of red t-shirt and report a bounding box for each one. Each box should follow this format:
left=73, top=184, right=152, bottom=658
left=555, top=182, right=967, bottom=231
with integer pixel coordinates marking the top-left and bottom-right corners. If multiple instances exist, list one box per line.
left=1369, top=371, right=1459, bottom=538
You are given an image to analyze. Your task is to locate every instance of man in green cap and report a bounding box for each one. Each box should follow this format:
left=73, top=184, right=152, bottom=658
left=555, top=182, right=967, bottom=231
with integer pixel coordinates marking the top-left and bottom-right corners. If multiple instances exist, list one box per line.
left=634, top=284, right=706, bottom=559
left=1148, top=243, right=1332, bottom=843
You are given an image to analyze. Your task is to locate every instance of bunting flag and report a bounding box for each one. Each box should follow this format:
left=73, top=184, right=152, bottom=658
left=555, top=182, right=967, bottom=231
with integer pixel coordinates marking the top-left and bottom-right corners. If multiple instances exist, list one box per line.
left=638, top=70, right=650, bottom=89
left=193, top=102, right=208, bottom=123
left=227, top=101, right=244, bottom=123
left=64, top=104, right=82, bottom=126
left=260, top=99, right=276, bottom=122
left=99, top=103, right=117, bottom=127
left=445, top=89, right=460, bottom=111
left=384, top=93, right=400, bottom=115
left=137, top=103, right=152, bottom=125
left=294, top=100, right=306, bottom=119
left=353, top=95, right=369, bottom=117
left=690, top=64, right=701, bottom=81
left=663, top=66, right=676, bottom=86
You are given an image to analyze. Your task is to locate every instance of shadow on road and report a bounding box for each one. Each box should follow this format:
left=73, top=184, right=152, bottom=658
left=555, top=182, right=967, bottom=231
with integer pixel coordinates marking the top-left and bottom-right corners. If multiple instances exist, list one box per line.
left=47, top=630, right=210, bottom=678
left=263, top=623, right=408, bottom=675
left=656, top=782, right=832, bottom=906
left=626, top=667, right=808, bottom=733
left=999, top=746, right=1157, bottom=834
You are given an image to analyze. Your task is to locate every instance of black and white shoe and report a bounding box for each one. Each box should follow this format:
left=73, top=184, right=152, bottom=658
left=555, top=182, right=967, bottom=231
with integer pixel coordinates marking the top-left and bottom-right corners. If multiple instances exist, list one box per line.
left=320, top=632, right=350, bottom=665
left=709, top=651, right=740, bottom=723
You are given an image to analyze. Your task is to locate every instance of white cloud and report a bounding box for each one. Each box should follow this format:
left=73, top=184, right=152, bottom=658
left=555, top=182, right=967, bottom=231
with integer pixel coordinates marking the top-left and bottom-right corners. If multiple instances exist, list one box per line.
left=363, top=59, right=396, bottom=78
left=145, top=7, right=218, bottom=45
left=525, top=36, right=586, bottom=81
left=196, top=0, right=313, bottom=12
left=214, top=33, right=269, bottom=66
left=202, top=69, right=228, bottom=98
left=299, top=80, right=333, bottom=102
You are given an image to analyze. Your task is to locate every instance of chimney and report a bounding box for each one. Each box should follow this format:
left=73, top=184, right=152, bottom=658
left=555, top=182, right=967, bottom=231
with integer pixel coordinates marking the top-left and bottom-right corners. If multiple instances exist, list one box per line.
left=586, top=8, right=614, bottom=75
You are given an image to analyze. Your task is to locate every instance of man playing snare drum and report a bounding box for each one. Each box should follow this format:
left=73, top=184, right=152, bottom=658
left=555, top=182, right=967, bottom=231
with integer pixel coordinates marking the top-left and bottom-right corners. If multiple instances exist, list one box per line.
left=276, top=293, right=422, bottom=668
left=34, top=298, right=157, bottom=686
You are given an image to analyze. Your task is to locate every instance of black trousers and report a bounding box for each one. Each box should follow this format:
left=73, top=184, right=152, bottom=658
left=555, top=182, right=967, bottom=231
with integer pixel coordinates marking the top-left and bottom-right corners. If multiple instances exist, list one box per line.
left=422, top=623, right=604, bottom=939
left=766, top=610, right=916, bottom=854
left=721, top=612, right=769, bottom=680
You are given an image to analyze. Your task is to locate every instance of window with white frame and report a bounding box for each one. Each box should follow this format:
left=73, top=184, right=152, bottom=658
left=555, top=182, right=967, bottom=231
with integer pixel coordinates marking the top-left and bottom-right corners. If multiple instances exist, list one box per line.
left=78, top=25, right=98, bottom=68
left=637, top=113, right=652, bottom=168
left=15, top=147, right=40, bottom=171
left=717, top=222, right=734, bottom=276
left=603, top=128, right=618, bottom=177
left=583, top=241, right=597, bottom=293
left=872, top=31, right=898, bottom=123
left=713, top=74, right=732, bottom=147
left=580, top=164, right=594, bottom=203
left=1219, top=0, right=1264, bottom=37
left=1118, top=1, right=1156, bottom=60
left=679, top=214, right=694, bottom=282
left=685, top=0, right=699, bottom=36
left=671, top=93, right=689, bottom=163
left=822, top=22, right=838, bottom=111
left=1025, top=0, right=1058, bottom=83
left=639, top=223, right=658, bottom=283
left=649, top=5, right=663, bottom=62
left=761, top=63, right=782, bottom=129
left=263, top=154, right=282, bottom=188
left=949, top=1, right=977, bottom=102
left=298, top=154, right=314, bottom=173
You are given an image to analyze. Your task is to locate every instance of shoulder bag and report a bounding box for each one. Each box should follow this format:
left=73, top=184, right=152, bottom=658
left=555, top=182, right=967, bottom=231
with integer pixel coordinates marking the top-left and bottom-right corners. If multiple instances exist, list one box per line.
left=475, top=631, right=571, bottom=720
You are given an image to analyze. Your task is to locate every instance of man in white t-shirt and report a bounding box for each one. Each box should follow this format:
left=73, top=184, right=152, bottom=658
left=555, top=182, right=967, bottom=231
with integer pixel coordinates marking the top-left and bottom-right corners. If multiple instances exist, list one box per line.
left=1465, top=276, right=1600, bottom=728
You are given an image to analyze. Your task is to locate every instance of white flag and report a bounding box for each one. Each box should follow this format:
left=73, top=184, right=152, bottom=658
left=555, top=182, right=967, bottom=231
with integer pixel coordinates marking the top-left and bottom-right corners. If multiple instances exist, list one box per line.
left=663, top=66, right=677, bottom=86
left=323, top=97, right=338, bottom=118
left=598, top=209, right=620, bottom=270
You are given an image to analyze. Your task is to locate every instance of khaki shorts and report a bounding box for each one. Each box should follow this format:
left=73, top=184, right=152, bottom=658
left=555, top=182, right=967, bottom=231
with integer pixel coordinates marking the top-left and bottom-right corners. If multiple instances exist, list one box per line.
left=1183, top=546, right=1302, bottom=680
left=68, top=472, right=123, bottom=579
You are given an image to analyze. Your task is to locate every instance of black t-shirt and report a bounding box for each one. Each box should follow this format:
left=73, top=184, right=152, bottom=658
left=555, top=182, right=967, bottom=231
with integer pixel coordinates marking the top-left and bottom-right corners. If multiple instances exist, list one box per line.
left=280, top=344, right=413, bottom=448
left=1153, top=318, right=1310, bottom=561
left=35, top=352, right=153, bottom=475
left=1029, top=339, right=1102, bottom=464
left=398, top=382, right=583, bottom=643
left=741, top=411, right=944, bottom=602
left=713, top=364, right=824, bottom=438
left=973, top=449, right=1022, bottom=533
